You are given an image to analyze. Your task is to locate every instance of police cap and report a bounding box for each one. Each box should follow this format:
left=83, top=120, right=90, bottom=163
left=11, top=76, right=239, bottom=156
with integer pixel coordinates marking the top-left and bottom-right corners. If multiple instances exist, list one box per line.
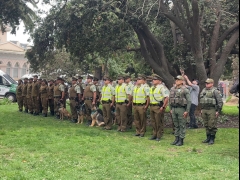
left=205, top=78, right=214, bottom=83
left=175, top=75, right=184, bottom=81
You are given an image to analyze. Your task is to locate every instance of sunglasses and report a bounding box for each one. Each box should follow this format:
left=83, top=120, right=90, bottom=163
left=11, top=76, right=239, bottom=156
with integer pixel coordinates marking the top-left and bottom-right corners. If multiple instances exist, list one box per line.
left=205, top=82, right=211, bottom=84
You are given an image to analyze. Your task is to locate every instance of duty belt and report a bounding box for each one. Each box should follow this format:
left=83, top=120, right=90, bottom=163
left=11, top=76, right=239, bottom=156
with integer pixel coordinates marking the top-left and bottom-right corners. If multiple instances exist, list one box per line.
left=133, top=103, right=145, bottom=106
left=84, top=97, right=93, bottom=100
left=116, top=102, right=125, bottom=105
left=102, top=101, right=110, bottom=104
left=54, top=96, right=61, bottom=98
left=202, top=106, right=215, bottom=110
left=69, top=97, right=77, bottom=100
left=150, top=104, right=159, bottom=106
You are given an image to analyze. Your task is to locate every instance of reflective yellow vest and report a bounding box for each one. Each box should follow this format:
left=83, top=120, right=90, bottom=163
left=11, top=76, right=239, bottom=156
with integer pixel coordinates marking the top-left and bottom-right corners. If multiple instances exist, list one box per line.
left=101, top=85, right=113, bottom=101
left=115, top=84, right=127, bottom=103
left=133, top=85, right=146, bottom=104
left=150, top=85, right=164, bottom=104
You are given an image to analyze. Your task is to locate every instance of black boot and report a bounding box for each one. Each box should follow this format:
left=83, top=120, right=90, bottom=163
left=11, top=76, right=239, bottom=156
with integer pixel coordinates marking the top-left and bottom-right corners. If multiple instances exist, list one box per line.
left=171, top=136, right=179, bottom=145
left=25, top=109, right=28, bottom=113
left=51, top=111, right=54, bottom=116
left=208, top=135, right=215, bottom=145
left=56, top=115, right=60, bottom=119
left=86, top=120, right=92, bottom=126
left=202, top=134, right=211, bottom=143
left=149, top=136, right=157, bottom=140
left=176, top=138, right=184, bottom=146
left=43, top=113, right=47, bottom=117
left=71, top=119, right=78, bottom=123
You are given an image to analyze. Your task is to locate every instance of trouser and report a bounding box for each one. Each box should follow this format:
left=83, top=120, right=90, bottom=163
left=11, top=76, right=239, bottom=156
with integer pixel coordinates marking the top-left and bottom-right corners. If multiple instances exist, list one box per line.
left=150, top=106, right=164, bottom=138
left=48, top=98, right=54, bottom=113
left=126, top=104, right=133, bottom=128
left=189, top=104, right=197, bottom=127
left=32, top=96, right=40, bottom=114
left=70, top=100, right=77, bottom=119
left=84, top=100, right=93, bottom=121
left=133, top=105, right=147, bottom=135
left=22, top=96, right=28, bottom=111
left=27, top=97, right=33, bottom=113
left=202, top=108, right=218, bottom=135
left=39, top=95, right=42, bottom=113
left=54, top=97, right=61, bottom=115
left=41, top=95, right=48, bottom=114
left=116, top=103, right=128, bottom=131
left=17, top=95, right=23, bottom=111
left=171, top=107, right=186, bottom=139
left=102, top=103, right=112, bottom=129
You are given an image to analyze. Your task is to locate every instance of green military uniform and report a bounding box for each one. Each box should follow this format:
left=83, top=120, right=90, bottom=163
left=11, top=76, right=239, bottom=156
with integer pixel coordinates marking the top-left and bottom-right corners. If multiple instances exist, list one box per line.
left=126, top=80, right=134, bottom=129
left=16, top=81, right=23, bottom=112
left=40, top=84, right=49, bottom=117
left=200, top=78, right=223, bottom=145
left=22, top=80, right=28, bottom=113
left=169, top=76, right=191, bottom=146
left=83, top=81, right=96, bottom=124
left=69, top=78, right=81, bottom=122
left=115, top=78, right=131, bottom=132
left=54, top=81, right=65, bottom=118
left=32, top=80, right=40, bottom=115
left=101, top=79, right=115, bottom=130
left=132, top=81, right=149, bottom=136
left=149, top=78, right=169, bottom=140
left=48, top=82, right=54, bottom=115
left=27, top=79, right=33, bottom=114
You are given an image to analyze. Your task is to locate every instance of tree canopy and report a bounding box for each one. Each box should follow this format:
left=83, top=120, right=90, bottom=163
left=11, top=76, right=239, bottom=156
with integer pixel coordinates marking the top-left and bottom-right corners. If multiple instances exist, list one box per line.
left=26, top=0, right=239, bottom=88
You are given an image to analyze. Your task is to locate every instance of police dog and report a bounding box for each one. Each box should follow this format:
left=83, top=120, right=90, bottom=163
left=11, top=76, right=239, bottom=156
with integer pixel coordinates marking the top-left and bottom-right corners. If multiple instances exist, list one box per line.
left=90, top=106, right=105, bottom=127
left=77, top=103, right=86, bottom=124
left=58, top=101, right=71, bottom=120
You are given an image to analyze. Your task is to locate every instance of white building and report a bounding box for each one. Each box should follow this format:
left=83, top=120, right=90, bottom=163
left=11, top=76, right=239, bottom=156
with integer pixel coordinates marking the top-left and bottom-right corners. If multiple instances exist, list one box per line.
left=0, top=28, right=30, bottom=80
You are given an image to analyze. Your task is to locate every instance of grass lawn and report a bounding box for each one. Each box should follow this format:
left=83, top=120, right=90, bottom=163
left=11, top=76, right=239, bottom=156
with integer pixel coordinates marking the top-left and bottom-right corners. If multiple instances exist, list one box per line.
left=0, top=104, right=239, bottom=180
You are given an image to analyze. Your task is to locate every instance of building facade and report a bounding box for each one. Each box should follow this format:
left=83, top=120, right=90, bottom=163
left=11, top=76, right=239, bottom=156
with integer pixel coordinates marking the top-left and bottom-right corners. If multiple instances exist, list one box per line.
left=0, top=29, right=30, bottom=80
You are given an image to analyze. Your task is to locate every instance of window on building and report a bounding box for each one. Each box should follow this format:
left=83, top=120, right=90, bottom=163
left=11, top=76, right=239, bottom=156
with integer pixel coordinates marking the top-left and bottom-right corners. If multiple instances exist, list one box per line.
left=13, top=62, right=19, bottom=78
left=6, top=62, right=11, bottom=76
left=22, top=63, right=27, bottom=77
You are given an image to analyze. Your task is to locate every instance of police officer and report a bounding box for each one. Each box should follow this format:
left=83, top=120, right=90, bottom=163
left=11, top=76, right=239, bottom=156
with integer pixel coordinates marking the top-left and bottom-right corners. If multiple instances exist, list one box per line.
left=200, top=78, right=223, bottom=145
left=78, top=76, right=84, bottom=99
left=38, top=78, right=43, bottom=113
left=40, top=79, right=49, bottom=117
left=149, top=74, right=169, bottom=141
left=69, top=77, right=81, bottom=123
left=54, top=77, right=65, bottom=119
left=22, top=78, right=28, bottom=113
left=93, top=77, right=101, bottom=108
left=132, top=74, right=149, bottom=137
left=27, top=78, right=33, bottom=114
left=32, top=75, right=40, bottom=116
left=115, top=75, right=132, bottom=132
left=124, top=74, right=134, bottom=129
left=82, top=75, right=97, bottom=125
left=16, top=79, right=23, bottom=112
left=48, top=80, right=54, bottom=116
left=100, top=76, right=115, bottom=130
left=169, top=75, right=191, bottom=146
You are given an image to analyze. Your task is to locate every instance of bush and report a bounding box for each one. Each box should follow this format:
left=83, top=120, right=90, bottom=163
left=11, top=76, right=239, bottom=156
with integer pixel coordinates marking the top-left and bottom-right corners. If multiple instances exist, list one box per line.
left=0, top=98, right=13, bottom=105
left=221, top=105, right=239, bottom=116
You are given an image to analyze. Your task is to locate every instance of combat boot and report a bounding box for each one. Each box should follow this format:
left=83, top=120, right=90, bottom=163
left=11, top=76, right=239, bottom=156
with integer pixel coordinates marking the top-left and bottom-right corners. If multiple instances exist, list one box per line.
left=25, top=109, right=28, bottom=113
left=86, top=120, right=92, bottom=126
left=175, top=138, right=184, bottom=146
left=55, top=115, right=60, bottom=119
left=171, top=136, right=179, bottom=145
left=202, top=134, right=211, bottom=143
left=208, top=135, right=215, bottom=145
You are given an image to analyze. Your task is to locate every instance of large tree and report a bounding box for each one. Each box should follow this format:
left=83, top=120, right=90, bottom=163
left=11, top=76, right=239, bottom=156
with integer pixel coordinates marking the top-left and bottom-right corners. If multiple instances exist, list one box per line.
left=26, top=0, right=239, bottom=88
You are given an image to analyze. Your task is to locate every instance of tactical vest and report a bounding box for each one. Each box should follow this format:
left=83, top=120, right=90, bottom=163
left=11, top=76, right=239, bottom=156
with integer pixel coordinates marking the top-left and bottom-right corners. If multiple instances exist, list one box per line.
left=169, top=86, right=188, bottom=107
left=69, top=85, right=78, bottom=98
left=54, top=85, right=61, bottom=96
left=48, top=85, right=54, bottom=98
left=83, top=84, right=93, bottom=98
left=16, top=84, right=23, bottom=96
left=32, top=81, right=39, bottom=97
left=150, top=85, right=164, bottom=104
left=27, top=83, right=32, bottom=98
left=133, top=85, right=146, bottom=104
left=40, top=85, right=48, bottom=98
left=22, top=83, right=28, bottom=96
left=115, top=84, right=127, bottom=103
left=200, top=88, right=217, bottom=107
left=101, top=85, right=112, bottom=101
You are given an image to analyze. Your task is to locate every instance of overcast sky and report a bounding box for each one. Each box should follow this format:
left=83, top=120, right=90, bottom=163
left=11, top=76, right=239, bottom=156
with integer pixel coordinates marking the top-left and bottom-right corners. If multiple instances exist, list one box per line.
left=7, top=0, right=51, bottom=45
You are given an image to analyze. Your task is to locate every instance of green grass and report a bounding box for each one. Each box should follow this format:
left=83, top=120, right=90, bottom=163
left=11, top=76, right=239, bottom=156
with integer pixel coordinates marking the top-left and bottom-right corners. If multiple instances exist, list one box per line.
left=222, top=105, right=239, bottom=116
left=0, top=104, right=239, bottom=180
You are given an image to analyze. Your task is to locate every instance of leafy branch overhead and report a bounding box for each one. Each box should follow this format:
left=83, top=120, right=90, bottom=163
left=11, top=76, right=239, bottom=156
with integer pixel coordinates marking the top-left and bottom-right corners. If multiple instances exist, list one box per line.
left=26, top=0, right=239, bottom=88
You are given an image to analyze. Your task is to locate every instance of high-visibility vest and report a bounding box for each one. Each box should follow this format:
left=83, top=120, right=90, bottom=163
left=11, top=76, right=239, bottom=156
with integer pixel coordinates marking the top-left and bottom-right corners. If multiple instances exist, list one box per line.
left=115, top=84, right=127, bottom=103
left=133, top=85, right=146, bottom=104
left=101, top=85, right=113, bottom=101
left=150, top=85, right=164, bottom=104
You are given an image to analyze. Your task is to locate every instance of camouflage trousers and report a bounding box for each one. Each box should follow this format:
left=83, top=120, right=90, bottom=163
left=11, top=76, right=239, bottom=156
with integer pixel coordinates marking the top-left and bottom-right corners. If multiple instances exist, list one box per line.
left=171, top=107, right=187, bottom=139
left=202, top=108, right=218, bottom=135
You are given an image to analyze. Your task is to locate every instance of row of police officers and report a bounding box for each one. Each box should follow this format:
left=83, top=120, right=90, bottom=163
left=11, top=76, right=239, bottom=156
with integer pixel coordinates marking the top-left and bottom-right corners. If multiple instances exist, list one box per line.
left=16, top=74, right=223, bottom=146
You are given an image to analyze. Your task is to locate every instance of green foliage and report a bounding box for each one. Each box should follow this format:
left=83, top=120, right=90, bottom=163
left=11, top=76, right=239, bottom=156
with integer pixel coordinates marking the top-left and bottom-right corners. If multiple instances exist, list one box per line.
left=0, top=104, right=239, bottom=179
left=221, top=105, right=239, bottom=116
left=0, top=98, right=13, bottom=105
